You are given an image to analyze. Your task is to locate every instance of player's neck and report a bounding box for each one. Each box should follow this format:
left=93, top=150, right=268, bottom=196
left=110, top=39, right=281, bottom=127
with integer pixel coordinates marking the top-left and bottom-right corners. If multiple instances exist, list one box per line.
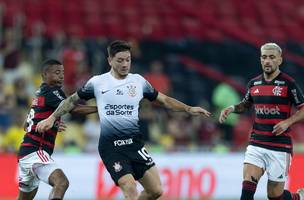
left=263, top=70, right=280, bottom=81
left=110, top=69, right=127, bottom=80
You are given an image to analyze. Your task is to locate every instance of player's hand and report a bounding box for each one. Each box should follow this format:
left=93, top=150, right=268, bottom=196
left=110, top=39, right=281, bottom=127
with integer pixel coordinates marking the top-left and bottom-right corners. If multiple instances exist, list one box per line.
left=36, top=115, right=56, bottom=133
left=57, top=121, right=67, bottom=132
left=219, top=106, right=234, bottom=124
left=187, top=107, right=211, bottom=117
left=272, top=120, right=291, bottom=135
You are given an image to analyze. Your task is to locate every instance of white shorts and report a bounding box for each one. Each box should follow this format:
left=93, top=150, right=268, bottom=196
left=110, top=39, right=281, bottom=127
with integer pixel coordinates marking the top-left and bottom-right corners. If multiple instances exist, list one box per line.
left=244, top=145, right=291, bottom=182
left=18, top=150, right=59, bottom=192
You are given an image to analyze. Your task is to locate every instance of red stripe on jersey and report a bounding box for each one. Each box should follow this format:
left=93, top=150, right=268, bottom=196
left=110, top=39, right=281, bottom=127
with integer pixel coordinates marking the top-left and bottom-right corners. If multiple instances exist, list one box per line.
left=254, top=104, right=291, bottom=113
left=255, top=118, right=283, bottom=125
left=21, top=143, right=37, bottom=147
left=32, top=96, right=45, bottom=107
left=249, top=138, right=292, bottom=148
left=250, top=86, right=288, bottom=97
left=29, top=125, right=57, bottom=136
left=34, top=111, right=53, bottom=119
left=25, top=133, right=54, bottom=148
left=252, top=129, right=274, bottom=136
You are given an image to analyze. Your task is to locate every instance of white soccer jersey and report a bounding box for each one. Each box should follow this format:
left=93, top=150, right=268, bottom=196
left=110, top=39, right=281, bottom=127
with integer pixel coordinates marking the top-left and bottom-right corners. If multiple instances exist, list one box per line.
left=77, top=72, right=158, bottom=139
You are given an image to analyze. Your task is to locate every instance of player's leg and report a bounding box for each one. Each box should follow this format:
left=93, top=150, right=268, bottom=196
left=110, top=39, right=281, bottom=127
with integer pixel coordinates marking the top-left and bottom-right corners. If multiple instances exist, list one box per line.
left=241, top=145, right=266, bottom=200
left=267, top=180, right=285, bottom=199
left=33, top=153, right=69, bottom=200
left=18, top=154, right=40, bottom=200
left=266, top=149, right=301, bottom=200
left=17, top=188, right=38, bottom=200
left=266, top=182, right=302, bottom=199
left=137, top=166, right=163, bottom=200
left=48, top=169, right=69, bottom=200
left=241, top=163, right=264, bottom=200
left=117, top=174, right=139, bottom=200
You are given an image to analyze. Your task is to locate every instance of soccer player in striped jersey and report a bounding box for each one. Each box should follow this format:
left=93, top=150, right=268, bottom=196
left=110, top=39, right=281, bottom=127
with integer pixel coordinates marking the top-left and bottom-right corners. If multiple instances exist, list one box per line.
left=36, top=40, right=211, bottom=200
left=18, top=59, right=97, bottom=200
left=219, top=43, right=304, bottom=200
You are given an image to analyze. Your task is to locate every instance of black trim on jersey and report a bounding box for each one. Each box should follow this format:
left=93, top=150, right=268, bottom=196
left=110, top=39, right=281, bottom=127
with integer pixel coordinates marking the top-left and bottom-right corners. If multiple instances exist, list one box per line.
left=252, top=96, right=289, bottom=104
left=251, top=134, right=292, bottom=144
left=144, top=89, right=158, bottom=101
left=253, top=123, right=291, bottom=133
left=77, top=88, right=95, bottom=100
left=249, top=142, right=292, bottom=153
left=256, top=113, right=288, bottom=119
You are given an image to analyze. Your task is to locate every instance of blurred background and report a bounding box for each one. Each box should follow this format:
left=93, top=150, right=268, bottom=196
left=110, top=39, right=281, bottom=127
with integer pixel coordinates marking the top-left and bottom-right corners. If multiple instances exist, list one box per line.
left=0, top=0, right=304, bottom=199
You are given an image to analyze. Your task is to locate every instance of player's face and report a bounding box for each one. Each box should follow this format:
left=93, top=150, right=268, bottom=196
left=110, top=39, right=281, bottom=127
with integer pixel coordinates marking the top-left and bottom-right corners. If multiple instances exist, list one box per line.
left=260, top=49, right=282, bottom=75
left=108, top=51, right=131, bottom=78
left=44, top=65, right=64, bottom=87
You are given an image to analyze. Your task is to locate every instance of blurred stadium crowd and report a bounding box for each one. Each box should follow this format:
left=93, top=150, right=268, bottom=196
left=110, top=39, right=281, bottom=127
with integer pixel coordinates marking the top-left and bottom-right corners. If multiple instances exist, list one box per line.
left=1, top=0, right=304, bottom=154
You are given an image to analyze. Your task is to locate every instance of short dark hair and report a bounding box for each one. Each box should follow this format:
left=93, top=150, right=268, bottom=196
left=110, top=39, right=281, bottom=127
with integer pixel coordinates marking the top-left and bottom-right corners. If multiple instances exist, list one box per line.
left=41, top=59, right=62, bottom=73
left=107, top=40, right=131, bottom=57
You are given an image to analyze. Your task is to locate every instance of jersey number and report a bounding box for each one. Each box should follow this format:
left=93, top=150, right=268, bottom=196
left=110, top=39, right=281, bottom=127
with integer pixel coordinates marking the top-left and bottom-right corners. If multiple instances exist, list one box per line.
left=26, top=109, right=35, bottom=132
left=137, top=147, right=151, bottom=161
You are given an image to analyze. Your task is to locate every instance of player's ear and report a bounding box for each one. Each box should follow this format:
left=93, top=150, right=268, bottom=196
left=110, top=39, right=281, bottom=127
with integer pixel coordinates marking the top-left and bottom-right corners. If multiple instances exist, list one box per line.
left=107, top=56, right=112, bottom=66
left=278, top=56, right=283, bottom=65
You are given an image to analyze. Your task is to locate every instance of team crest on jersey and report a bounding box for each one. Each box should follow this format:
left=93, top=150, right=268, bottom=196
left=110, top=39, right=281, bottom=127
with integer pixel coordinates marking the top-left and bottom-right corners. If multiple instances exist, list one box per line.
left=127, top=85, right=137, bottom=97
left=113, top=162, right=122, bottom=172
left=272, top=86, right=283, bottom=96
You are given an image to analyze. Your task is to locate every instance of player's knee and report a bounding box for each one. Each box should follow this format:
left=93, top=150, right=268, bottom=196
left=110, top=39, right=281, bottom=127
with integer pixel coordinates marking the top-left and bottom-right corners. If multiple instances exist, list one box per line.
left=54, top=176, right=69, bottom=191
left=146, top=186, right=163, bottom=199
left=151, top=187, right=163, bottom=199
left=119, top=179, right=138, bottom=198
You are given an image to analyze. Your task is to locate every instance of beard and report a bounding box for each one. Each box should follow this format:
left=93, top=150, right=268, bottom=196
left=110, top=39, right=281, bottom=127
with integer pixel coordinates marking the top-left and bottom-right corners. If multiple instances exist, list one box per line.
left=263, top=66, right=277, bottom=75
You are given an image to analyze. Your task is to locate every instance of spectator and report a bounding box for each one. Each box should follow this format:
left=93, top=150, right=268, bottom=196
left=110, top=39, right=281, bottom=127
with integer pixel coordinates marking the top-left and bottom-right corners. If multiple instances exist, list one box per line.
left=144, top=60, right=171, bottom=94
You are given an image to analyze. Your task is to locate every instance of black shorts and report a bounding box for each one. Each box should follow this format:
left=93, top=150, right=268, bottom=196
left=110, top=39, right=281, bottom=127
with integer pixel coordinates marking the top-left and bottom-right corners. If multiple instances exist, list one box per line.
left=98, top=136, right=155, bottom=185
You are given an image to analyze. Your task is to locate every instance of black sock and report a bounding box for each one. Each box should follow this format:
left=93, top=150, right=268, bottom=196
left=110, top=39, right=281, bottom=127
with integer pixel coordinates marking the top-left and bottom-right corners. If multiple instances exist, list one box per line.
left=240, top=181, right=257, bottom=200
left=268, top=193, right=283, bottom=200
left=283, top=190, right=300, bottom=200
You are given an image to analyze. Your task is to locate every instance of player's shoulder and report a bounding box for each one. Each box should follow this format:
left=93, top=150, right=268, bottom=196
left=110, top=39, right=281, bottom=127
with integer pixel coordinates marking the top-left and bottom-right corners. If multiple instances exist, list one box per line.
left=36, top=83, right=62, bottom=95
left=248, top=74, right=263, bottom=86
left=86, top=73, right=109, bottom=84
left=128, top=73, right=145, bottom=81
left=280, top=72, right=295, bottom=82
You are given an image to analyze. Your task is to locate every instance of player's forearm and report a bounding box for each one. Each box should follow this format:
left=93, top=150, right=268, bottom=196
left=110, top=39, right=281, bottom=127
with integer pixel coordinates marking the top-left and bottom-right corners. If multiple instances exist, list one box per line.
left=285, top=108, right=304, bottom=126
left=161, top=96, right=190, bottom=112
left=71, top=105, right=97, bottom=115
left=233, top=101, right=252, bottom=114
left=51, top=93, right=79, bottom=119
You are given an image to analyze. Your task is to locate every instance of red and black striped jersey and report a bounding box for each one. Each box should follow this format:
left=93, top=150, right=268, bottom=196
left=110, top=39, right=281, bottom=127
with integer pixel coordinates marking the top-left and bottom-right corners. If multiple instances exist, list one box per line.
left=243, top=72, right=304, bottom=153
left=18, top=83, right=66, bottom=158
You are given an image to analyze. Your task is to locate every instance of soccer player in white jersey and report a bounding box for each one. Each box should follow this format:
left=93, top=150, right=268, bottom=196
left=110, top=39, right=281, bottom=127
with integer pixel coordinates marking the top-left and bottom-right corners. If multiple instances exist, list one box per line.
left=36, top=40, right=211, bottom=200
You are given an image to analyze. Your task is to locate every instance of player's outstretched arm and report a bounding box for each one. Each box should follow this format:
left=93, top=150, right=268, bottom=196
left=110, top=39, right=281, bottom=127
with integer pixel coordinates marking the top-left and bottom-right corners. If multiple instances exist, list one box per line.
left=219, top=101, right=252, bottom=124
left=155, top=92, right=211, bottom=117
left=36, top=92, right=81, bottom=133
left=71, top=105, right=97, bottom=115
left=273, top=107, right=304, bottom=135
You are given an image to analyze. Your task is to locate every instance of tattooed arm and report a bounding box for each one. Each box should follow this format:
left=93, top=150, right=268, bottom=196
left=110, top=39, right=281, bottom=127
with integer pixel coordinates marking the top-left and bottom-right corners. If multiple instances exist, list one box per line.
left=36, top=92, right=81, bottom=133
left=219, top=100, right=252, bottom=124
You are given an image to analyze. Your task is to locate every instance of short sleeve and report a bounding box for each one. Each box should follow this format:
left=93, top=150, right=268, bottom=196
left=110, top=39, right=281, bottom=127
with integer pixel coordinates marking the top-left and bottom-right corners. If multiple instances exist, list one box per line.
left=77, top=77, right=95, bottom=100
left=289, top=80, right=304, bottom=109
left=46, top=89, right=66, bottom=108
